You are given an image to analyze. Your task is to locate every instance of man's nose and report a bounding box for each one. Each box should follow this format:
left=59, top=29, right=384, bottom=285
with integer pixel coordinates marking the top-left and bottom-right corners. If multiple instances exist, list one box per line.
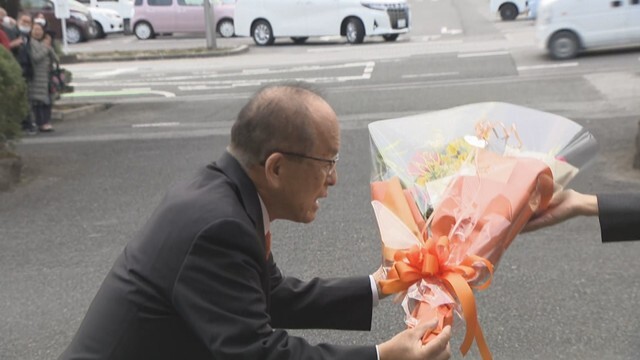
left=327, top=168, right=338, bottom=186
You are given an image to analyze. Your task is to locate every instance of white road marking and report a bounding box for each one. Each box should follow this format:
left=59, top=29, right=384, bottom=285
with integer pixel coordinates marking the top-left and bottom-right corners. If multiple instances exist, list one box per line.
left=132, top=122, right=181, bottom=128
left=401, top=72, right=459, bottom=79
left=75, top=62, right=376, bottom=87
left=62, top=88, right=176, bottom=98
left=86, top=68, right=139, bottom=79
left=457, top=51, right=509, bottom=58
left=70, top=62, right=376, bottom=91
left=517, top=62, right=579, bottom=71
left=441, top=27, right=463, bottom=35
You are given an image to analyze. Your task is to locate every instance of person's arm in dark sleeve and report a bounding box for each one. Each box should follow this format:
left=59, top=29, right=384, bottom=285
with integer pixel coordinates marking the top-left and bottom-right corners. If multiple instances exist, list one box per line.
left=171, top=218, right=377, bottom=360
left=267, top=258, right=373, bottom=331
left=597, top=193, right=640, bottom=242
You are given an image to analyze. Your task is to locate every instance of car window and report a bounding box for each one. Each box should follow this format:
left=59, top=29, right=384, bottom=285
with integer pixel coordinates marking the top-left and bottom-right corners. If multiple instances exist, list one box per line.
left=134, top=0, right=143, bottom=5
left=76, top=0, right=90, bottom=4
left=148, top=0, right=172, bottom=5
left=178, top=0, right=203, bottom=5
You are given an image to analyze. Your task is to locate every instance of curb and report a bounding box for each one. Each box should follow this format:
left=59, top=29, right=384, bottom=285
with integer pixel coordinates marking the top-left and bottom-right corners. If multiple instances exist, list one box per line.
left=52, top=104, right=111, bottom=122
left=61, top=44, right=250, bottom=64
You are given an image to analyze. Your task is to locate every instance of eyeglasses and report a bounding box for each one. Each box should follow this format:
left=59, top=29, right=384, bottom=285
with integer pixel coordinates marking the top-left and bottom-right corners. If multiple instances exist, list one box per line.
left=278, top=151, right=339, bottom=176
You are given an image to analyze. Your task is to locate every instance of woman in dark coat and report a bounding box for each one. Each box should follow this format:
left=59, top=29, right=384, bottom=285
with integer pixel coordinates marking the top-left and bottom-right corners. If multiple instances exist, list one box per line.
left=29, top=22, right=58, bottom=132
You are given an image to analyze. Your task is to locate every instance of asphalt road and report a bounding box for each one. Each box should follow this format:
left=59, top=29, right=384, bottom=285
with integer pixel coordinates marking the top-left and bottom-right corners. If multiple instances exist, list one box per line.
left=2, top=0, right=640, bottom=358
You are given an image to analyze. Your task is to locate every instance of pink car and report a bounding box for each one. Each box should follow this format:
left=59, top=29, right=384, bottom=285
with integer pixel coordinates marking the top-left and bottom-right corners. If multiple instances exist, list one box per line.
left=132, top=0, right=235, bottom=40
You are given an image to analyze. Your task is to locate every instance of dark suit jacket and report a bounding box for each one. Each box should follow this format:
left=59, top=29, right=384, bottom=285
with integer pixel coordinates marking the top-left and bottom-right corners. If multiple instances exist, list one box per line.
left=597, top=193, right=640, bottom=242
left=59, top=152, right=377, bottom=360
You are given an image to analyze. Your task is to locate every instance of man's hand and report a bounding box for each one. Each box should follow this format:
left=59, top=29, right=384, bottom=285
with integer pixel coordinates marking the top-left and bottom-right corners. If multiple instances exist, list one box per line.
left=378, top=320, right=451, bottom=360
left=523, top=189, right=598, bottom=233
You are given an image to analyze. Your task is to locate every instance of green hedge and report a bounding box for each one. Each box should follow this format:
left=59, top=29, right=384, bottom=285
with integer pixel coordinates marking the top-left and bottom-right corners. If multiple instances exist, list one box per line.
left=0, top=47, right=28, bottom=157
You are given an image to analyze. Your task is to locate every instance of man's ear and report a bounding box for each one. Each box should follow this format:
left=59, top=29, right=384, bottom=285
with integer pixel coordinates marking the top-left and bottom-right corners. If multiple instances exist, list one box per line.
left=263, top=152, right=284, bottom=187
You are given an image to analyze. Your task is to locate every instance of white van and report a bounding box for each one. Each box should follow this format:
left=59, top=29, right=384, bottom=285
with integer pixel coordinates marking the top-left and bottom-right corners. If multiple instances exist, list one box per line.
left=536, top=0, right=640, bottom=59
left=234, top=0, right=410, bottom=45
left=490, top=0, right=529, bottom=20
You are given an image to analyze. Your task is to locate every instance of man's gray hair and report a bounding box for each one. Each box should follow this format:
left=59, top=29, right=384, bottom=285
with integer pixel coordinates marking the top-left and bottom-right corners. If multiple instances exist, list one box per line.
left=230, top=82, right=326, bottom=167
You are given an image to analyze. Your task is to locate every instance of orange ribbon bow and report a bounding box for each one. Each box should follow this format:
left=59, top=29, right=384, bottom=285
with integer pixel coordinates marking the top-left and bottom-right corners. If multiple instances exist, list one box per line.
left=380, top=238, right=494, bottom=359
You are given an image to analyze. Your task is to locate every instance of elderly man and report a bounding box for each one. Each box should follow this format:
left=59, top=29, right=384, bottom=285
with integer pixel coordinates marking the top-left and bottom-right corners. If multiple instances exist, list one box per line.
left=59, top=83, right=452, bottom=360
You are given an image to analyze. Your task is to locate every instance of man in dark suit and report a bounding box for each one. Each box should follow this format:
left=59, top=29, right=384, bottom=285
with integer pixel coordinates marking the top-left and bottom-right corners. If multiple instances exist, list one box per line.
left=524, top=189, right=640, bottom=242
left=59, top=83, right=452, bottom=360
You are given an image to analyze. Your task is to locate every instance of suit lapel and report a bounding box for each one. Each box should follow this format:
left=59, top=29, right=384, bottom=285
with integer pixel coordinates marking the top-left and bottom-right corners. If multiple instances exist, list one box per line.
left=210, top=151, right=271, bottom=310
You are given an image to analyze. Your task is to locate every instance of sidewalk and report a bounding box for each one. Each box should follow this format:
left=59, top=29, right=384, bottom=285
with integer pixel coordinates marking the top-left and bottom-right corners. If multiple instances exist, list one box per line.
left=61, top=33, right=251, bottom=63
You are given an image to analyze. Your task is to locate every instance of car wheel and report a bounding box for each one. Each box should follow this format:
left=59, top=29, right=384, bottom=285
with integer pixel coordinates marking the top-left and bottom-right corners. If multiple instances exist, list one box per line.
left=94, top=21, right=106, bottom=39
left=66, top=25, right=82, bottom=44
left=549, top=31, right=579, bottom=60
left=217, top=19, right=234, bottom=38
left=134, top=21, right=155, bottom=40
left=291, top=37, right=308, bottom=44
left=345, top=17, right=364, bottom=44
left=499, top=3, right=518, bottom=21
left=382, top=34, right=399, bottom=42
left=252, top=20, right=274, bottom=46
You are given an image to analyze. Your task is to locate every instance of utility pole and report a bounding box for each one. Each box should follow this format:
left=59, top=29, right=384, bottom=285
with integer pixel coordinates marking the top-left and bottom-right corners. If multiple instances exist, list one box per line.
left=54, top=0, right=71, bottom=54
left=203, top=0, right=217, bottom=49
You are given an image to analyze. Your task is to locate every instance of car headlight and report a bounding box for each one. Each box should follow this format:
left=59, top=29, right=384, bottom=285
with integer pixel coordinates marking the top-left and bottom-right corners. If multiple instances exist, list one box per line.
left=71, top=13, right=88, bottom=22
left=361, top=2, right=388, bottom=10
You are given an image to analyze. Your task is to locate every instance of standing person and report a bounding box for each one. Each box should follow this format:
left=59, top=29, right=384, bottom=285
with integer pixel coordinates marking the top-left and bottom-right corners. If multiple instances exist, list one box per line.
left=7, top=12, right=36, bottom=133
left=0, top=7, right=16, bottom=33
left=1, top=8, right=18, bottom=50
left=29, top=22, right=58, bottom=132
left=8, top=12, right=32, bottom=77
left=524, top=189, right=640, bottom=242
left=58, top=83, right=452, bottom=360
left=33, top=12, right=55, bottom=40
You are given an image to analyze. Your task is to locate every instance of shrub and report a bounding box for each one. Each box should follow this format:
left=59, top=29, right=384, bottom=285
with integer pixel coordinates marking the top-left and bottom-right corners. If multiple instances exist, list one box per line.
left=0, top=47, right=29, bottom=158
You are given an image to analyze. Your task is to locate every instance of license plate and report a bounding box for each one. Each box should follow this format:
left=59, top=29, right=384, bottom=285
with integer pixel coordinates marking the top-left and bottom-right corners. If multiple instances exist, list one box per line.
left=397, top=19, right=407, bottom=28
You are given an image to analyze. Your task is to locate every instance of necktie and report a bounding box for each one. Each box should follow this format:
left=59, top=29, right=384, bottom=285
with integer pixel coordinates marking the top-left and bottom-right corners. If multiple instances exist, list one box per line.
left=265, top=231, right=272, bottom=260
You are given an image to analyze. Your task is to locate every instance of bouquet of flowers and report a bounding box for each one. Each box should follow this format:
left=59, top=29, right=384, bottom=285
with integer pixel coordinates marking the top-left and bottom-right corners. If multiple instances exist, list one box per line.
left=368, top=102, right=598, bottom=359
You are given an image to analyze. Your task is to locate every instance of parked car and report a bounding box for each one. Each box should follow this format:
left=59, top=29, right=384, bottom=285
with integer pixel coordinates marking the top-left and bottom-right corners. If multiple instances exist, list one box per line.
left=131, top=0, right=235, bottom=40
left=75, top=0, right=134, bottom=33
left=86, top=5, right=124, bottom=38
left=234, top=0, right=410, bottom=46
left=490, top=0, right=529, bottom=21
left=536, top=0, right=640, bottom=59
left=21, top=0, right=96, bottom=43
